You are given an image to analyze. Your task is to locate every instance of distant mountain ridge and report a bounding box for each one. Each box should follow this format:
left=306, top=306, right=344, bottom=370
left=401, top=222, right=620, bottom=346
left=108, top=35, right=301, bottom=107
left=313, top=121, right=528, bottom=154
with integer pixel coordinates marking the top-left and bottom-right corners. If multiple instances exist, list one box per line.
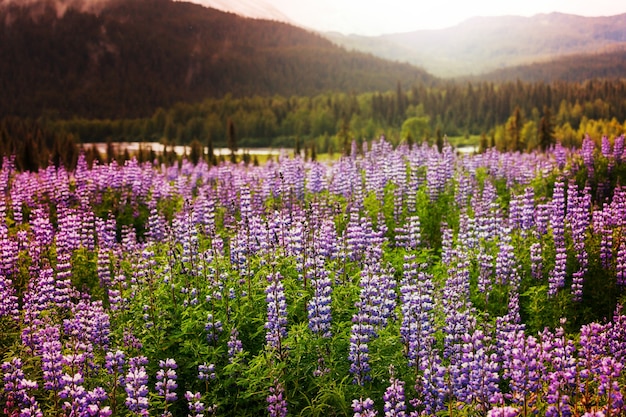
left=0, top=0, right=435, bottom=119
left=469, top=48, right=626, bottom=83
left=178, top=0, right=293, bottom=25
left=325, top=12, right=626, bottom=78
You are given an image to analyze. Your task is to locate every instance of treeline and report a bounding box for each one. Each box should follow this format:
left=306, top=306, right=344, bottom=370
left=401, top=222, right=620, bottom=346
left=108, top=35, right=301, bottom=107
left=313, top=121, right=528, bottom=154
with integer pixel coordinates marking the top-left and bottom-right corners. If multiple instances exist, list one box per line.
left=44, top=78, right=626, bottom=147
left=4, top=77, right=626, bottom=171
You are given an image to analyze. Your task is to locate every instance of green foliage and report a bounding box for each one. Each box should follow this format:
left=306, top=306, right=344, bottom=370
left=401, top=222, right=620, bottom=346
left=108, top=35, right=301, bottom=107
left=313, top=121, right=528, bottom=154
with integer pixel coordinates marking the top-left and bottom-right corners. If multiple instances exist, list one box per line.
left=401, top=116, right=430, bottom=144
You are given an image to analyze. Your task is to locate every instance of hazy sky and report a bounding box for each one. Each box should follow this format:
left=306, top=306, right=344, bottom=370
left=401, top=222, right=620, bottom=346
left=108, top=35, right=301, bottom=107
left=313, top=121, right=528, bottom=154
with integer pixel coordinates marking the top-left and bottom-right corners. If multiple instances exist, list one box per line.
left=257, top=0, right=626, bottom=35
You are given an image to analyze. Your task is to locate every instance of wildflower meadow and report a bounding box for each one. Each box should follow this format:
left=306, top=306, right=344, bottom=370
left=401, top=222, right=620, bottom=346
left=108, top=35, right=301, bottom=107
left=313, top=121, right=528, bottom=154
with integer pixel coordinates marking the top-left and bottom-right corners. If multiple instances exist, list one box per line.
left=1, top=135, right=626, bottom=417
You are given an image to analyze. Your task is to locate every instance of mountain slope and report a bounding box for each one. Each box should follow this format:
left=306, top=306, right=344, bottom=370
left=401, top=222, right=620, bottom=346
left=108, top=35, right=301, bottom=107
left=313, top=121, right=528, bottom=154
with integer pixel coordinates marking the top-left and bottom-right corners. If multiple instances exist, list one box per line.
left=179, top=0, right=293, bottom=24
left=469, top=48, right=626, bottom=83
left=0, top=0, right=436, bottom=119
left=326, top=12, right=626, bottom=78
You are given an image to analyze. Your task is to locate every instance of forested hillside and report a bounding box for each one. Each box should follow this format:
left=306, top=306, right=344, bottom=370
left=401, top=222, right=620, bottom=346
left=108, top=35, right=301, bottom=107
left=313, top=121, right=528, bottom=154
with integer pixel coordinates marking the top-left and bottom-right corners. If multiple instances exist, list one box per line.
left=3, top=77, right=626, bottom=171
left=472, top=49, right=626, bottom=83
left=48, top=78, right=626, bottom=145
left=0, top=0, right=434, bottom=119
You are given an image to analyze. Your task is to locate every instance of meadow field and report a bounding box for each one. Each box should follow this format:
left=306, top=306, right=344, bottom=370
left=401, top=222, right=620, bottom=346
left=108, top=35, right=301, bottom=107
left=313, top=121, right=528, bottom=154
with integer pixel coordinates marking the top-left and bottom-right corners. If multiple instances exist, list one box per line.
left=1, top=136, right=625, bottom=417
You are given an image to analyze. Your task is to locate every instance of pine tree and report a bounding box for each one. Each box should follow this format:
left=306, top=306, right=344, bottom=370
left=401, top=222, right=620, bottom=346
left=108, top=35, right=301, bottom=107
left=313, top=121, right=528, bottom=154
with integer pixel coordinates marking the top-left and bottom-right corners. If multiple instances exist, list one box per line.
left=538, top=105, right=555, bottom=151
left=227, top=118, right=237, bottom=163
left=508, top=106, right=523, bottom=152
left=207, top=132, right=216, bottom=166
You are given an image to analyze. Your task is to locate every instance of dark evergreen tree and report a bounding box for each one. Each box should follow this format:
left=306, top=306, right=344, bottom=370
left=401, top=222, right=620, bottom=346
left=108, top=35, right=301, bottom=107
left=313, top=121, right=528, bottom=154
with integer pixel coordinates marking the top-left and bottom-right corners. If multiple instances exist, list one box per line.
left=538, top=105, right=555, bottom=151
left=508, top=106, right=523, bottom=152
left=189, top=139, right=203, bottom=165
left=227, top=118, right=237, bottom=163
left=295, top=136, right=301, bottom=158
left=436, top=127, right=443, bottom=152
left=207, top=132, right=216, bottom=166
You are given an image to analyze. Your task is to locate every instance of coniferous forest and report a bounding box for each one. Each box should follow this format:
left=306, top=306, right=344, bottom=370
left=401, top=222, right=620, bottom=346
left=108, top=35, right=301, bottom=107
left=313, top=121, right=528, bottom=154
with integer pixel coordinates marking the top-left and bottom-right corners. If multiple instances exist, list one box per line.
left=4, top=78, right=626, bottom=171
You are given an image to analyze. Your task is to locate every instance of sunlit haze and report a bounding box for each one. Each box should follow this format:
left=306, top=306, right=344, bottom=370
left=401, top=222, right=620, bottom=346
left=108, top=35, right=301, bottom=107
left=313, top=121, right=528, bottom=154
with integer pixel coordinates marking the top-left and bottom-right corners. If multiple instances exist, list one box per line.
left=186, top=0, right=626, bottom=36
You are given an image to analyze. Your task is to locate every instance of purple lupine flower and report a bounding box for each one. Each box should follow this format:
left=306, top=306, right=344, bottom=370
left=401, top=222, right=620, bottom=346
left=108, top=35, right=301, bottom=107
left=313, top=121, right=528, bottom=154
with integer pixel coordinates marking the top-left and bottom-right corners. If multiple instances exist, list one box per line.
left=520, top=187, right=535, bottom=234
left=109, top=268, right=129, bottom=313
left=265, top=272, right=288, bottom=353
left=65, top=299, right=111, bottom=349
left=575, top=318, right=618, bottom=413
left=395, top=215, right=421, bottom=250
left=607, top=306, right=626, bottom=364
left=440, top=223, right=454, bottom=265
left=105, top=350, right=125, bottom=386
left=502, top=330, right=543, bottom=413
left=344, top=206, right=372, bottom=262
left=442, top=254, right=474, bottom=361
left=614, top=134, right=624, bottom=164
left=601, top=135, right=612, bottom=157
left=59, top=371, right=86, bottom=416
left=457, top=212, right=478, bottom=250
left=477, top=250, right=494, bottom=294
left=474, top=180, right=502, bottom=242
left=79, top=206, right=96, bottom=251
left=596, top=356, right=624, bottom=415
left=413, top=349, right=447, bottom=415
left=205, top=313, right=223, bottom=344
left=267, top=382, right=288, bottom=417
left=495, top=229, right=516, bottom=285
left=534, top=202, right=551, bottom=236
left=54, top=250, right=76, bottom=309
left=400, top=256, right=435, bottom=371
left=508, top=194, right=523, bottom=230
left=549, top=180, right=567, bottom=297
left=227, top=328, right=244, bottom=362
left=530, top=241, right=543, bottom=280
left=95, top=214, right=117, bottom=250
left=458, top=329, right=501, bottom=411
left=315, top=218, right=340, bottom=260
left=541, top=321, right=577, bottom=417
left=307, top=260, right=333, bottom=338
left=82, top=386, right=112, bottom=417
left=1, top=358, right=42, bottom=417
left=97, top=248, right=112, bottom=289
left=349, top=257, right=396, bottom=385
left=487, top=406, right=519, bottom=417
left=352, top=397, right=377, bottom=417
left=156, top=358, right=178, bottom=403
left=39, top=326, right=65, bottom=392
left=198, top=363, right=216, bottom=382
left=382, top=366, right=406, bottom=417
left=0, top=273, right=18, bottom=321
left=581, top=134, right=595, bottom=177
left=567, top=181, right=591, bottom=301
left=185, top=391, right=211, bottom=417
left=356, top=260, right=396, bottom=331
left=306, top=161, right=327, bottom=194
left=124, top=356, right=149, bottom=416
left=30, top=206, right=54, bottom=247
left=0, top=225, right=19, bottom=279
left=554, top=141, right=567, bottom=169
left=616, top=241, right=626, bottom=286
left=146, top=201, right=167, bottom=242
left=348, top=312, right=374, bottom=385
left=122, top=329, right=143, bottom=351
left=595, top=211, right=613, bottom=269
